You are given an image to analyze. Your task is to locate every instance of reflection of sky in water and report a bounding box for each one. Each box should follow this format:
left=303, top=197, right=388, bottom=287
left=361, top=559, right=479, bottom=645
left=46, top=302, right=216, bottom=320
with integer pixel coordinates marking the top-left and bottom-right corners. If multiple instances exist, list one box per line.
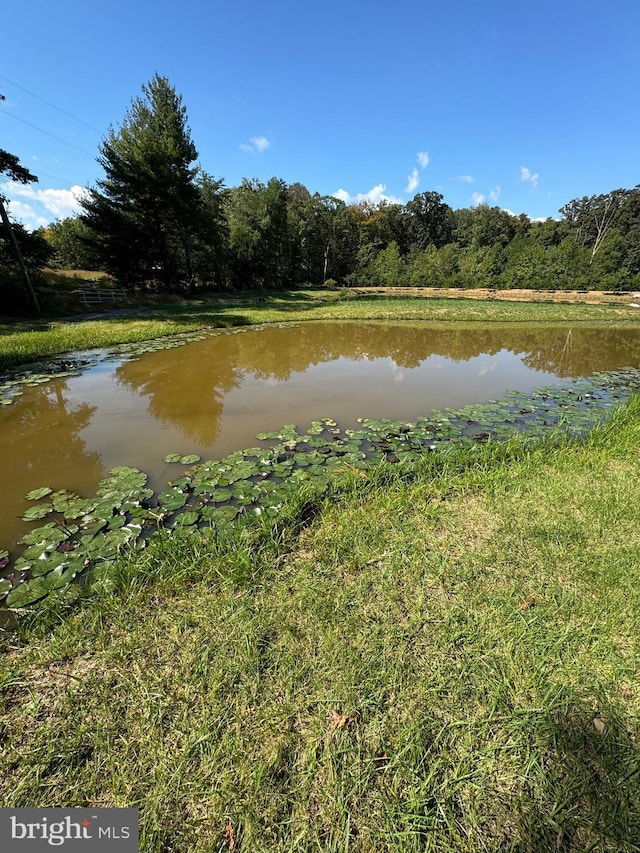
left=222, top=350, right=556, bottom=429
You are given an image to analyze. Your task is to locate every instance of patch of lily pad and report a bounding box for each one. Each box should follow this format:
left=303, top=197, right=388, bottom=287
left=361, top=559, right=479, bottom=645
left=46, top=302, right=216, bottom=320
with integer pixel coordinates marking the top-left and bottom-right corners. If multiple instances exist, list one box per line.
left=2, top=365, right=640, bottom=612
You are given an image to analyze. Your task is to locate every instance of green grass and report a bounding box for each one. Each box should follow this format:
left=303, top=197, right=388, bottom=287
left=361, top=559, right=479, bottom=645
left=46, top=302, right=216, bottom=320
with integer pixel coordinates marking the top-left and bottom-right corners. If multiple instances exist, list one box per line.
left=2, top=398, right=640, bottom=851
left=2, top=289, right=640, bottom=373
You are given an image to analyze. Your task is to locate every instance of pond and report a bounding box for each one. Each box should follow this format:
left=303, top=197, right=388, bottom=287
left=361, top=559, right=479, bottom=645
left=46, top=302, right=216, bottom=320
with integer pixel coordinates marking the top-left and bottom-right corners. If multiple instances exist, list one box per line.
left=2, top=319, right=640, bottom=557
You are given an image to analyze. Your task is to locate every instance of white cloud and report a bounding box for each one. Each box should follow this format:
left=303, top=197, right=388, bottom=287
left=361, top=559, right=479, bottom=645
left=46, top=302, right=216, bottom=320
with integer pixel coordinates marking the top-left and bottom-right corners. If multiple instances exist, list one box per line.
left=333, top=188, right=351, bottom=204
left=471, top=192, right=486, bottom=206
left=405, top=168, right=420, bottom=194
left=417, top=151, right=429, bottom=169
left=5, top=200, right=49, bottom=229
left=240, top=135, right=270, bottom=154
left=520, top=166, right=539, bottom=189
left=489, top=185, right=501, bottom=202
left=3, top=183, right=88, bottom=229
left=458, top=175, right=474, bottom=183
left=252, top=136, right=270, bottom=153
left=332, top=184, right=403, bottom=206
left=500, top=208, right=544, bottom=222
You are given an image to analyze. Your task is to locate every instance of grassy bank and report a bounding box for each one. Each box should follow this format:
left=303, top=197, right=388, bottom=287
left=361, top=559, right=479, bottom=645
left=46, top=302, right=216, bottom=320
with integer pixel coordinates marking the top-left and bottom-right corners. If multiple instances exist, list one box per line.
left=2, top=398, right=640, bottom=851
left=2, top=290, right=640, bottom=373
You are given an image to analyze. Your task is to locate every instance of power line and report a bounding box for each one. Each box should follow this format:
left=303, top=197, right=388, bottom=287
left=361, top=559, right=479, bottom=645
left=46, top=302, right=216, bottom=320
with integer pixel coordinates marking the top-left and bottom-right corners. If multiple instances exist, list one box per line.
left=32, top=170, right=90, bottom=187
left=0, top=169, right=89, bottom=188
left=0, top=110, right=96, bottom=158
left=0, top=73, right=103, bottom=134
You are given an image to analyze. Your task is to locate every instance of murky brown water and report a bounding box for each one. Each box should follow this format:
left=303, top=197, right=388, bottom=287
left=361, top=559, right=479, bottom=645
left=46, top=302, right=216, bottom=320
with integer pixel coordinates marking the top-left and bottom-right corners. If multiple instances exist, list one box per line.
left=3, top=320, right=640, bottom=551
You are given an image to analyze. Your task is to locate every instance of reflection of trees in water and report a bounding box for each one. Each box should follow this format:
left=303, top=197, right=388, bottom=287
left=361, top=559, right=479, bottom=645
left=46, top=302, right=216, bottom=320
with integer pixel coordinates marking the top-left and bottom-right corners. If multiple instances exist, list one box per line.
left=116, top=349, right=242, bottom=445
left=521, top=327, right=640, bottom=376
left=0, top=381, right=103, bottom=523
left=115, top=323, right=640, bottom=442
left=227, top=323, right=640, bottom=377
left=2, top=382, right=101, bottom=473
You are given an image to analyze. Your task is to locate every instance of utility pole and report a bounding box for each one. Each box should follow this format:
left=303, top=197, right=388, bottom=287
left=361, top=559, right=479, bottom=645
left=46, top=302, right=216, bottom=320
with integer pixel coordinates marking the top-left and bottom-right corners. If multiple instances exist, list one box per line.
left=0, top=91, right=42, bottom=315
left=0, top=197, right=41, bottom=315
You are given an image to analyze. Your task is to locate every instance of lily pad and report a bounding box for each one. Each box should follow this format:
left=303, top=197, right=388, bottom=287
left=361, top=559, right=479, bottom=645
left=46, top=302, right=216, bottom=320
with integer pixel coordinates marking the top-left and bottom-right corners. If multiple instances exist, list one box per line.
left=25, top=486, right=53, bottom=501
left=225, top=461, right=260, bottom=482
left=80, top=518, right=109, bottom=540
left=215, top=505, right=240, bottom=521
left=157, top=490, right=188, bottom=512
left=51, top=490, right=81, bottom=513
left=192, top=479, right=220, bottom=496
left=18, top=523, right=71, bottom=547
left=30, top=551, right=72, bottom=577
left=171, top=510, right=200, bottom=529
left=5, top=564, right=79, bottom=608
left=21, top=503, right=54, bottom=521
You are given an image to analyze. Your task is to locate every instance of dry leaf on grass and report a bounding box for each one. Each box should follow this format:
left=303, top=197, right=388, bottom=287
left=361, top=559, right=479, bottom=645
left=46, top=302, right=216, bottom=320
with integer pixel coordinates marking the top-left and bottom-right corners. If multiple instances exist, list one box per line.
left=327, top=709, right=359, bottom=731
left=223, top=821, right=235, bottom=851
left=593, top=717, right=607, bottom=734
left=519, top=598, right=536, bottom=610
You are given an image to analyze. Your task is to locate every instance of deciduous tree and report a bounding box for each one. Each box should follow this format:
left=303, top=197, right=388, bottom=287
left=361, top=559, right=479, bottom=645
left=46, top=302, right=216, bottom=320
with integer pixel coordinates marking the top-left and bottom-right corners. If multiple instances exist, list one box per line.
left=40, top=217, right=99, bottom=271
left=404, top=191, right=453, bottom=250
left=559, top=189, right=631, bottom=265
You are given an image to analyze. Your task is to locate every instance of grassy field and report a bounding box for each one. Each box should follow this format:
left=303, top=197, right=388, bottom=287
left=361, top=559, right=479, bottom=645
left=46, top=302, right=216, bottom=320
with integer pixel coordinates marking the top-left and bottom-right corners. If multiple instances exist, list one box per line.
left=1, top=395, right=640, bottom=851
left=2, top=288, right=640, bottom=373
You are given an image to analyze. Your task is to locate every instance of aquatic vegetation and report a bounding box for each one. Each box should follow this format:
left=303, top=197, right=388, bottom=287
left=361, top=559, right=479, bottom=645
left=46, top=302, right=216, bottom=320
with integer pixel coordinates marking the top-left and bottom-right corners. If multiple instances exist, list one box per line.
left=1, top=364, right=638, bottom=613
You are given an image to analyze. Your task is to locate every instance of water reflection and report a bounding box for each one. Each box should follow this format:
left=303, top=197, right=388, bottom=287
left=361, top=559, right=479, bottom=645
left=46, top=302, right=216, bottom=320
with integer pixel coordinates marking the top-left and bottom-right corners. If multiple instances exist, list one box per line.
left=3, top=320, right=640, bottom=552
left=114, top=321, right=640, bottom=445
left=0, top=380, right=103, bottom=549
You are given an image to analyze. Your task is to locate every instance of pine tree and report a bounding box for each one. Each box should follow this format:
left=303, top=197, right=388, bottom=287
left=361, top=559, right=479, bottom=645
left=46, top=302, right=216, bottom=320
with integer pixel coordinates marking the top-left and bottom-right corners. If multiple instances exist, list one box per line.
left=81, top=75, right=221, bottom=290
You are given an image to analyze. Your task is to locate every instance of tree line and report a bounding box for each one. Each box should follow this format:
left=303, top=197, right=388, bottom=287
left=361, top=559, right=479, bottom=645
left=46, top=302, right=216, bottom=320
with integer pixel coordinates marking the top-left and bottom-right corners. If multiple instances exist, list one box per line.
left=3, top=76, right=640, bottom=306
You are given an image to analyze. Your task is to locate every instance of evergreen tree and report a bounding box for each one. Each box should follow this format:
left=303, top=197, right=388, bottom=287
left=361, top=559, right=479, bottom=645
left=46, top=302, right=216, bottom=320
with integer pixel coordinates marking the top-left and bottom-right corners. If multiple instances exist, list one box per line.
left=81, top=74, right=221, bottom=291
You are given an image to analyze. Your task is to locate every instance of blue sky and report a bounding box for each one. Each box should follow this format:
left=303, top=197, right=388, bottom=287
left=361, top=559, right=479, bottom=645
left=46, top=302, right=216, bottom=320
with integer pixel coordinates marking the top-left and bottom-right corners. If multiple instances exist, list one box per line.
left=1, top=0, right=638, bottom=229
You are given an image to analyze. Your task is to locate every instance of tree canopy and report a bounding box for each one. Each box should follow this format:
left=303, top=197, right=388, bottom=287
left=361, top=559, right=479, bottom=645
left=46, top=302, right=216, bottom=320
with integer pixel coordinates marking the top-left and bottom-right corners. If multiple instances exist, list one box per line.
left=14, top=76, right=638, bottom=296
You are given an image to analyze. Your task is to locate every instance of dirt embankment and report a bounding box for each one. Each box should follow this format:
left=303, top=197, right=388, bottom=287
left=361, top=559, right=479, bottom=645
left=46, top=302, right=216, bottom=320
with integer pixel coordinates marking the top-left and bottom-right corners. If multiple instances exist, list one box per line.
left=350, top=287, right=640, bottom=306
